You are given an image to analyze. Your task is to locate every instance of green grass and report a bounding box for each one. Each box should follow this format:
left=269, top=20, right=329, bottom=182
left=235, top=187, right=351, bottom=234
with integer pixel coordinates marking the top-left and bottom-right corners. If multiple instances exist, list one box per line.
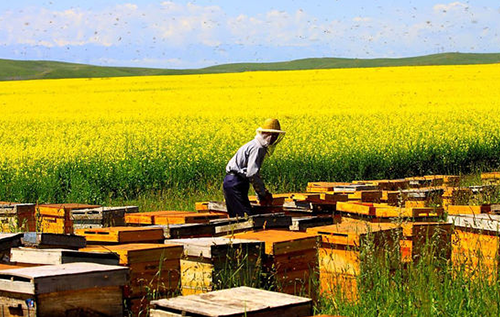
left=1, top=52, right=500, bottom=81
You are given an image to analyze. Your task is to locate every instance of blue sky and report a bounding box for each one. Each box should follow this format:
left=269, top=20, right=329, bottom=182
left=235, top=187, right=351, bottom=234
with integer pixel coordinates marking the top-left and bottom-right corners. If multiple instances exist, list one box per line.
left=0, top=1, right=499, bottom=68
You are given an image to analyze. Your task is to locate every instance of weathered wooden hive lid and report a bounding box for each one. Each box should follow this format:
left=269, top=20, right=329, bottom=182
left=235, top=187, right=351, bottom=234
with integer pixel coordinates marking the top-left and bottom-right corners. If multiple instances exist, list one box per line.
left=150, top=286, right=312, bottom=316
left=0, top=262, right=128, bottom=295
left=168, top=237, right=264, bottom=258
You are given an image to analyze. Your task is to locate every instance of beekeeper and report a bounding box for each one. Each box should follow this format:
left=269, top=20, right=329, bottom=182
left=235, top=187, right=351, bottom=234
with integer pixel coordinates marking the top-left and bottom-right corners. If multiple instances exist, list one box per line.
left=223, top=118, right=286, bottom=217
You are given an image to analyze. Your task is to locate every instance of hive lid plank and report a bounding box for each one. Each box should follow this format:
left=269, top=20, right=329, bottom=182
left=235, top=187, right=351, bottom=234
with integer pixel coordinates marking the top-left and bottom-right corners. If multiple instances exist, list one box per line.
left=151, top=286, right=311, bottom=316
left=22, top=232, right=86, bottom=249
left=81, top=243, right=183, bottom=264
left=448, top=214, right=500, bottom=233
left=168, top=237, right=263, bottom=258
left=10, top=247, right=120, bottom=265
left=0, top=262, right=128, bottom=294
left=231, top=230, right=318, bottom=255
left=75, top=226, right=164, bottom=243
left=306, top=222, right=399, bottom=246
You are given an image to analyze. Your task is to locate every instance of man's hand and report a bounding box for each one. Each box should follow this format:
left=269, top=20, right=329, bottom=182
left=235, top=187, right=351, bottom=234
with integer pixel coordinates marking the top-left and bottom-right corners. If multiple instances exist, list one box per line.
left=259, top=191, right=273, bottom=206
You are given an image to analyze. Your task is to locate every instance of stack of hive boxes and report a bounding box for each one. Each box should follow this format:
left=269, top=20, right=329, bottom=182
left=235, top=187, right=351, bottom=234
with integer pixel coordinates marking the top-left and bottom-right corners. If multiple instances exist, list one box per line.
left=76, top=226, right=181, bottom=314
left=0, top=202, right=36, bottom=232
left=307, top=222, right=401, bottom=300
left=37, top=203, right=100, bottom=234
left=168, top=237, right=264, bottom=295
left=449, top=214, right=500, bottom=281
left=231, top=230, right=318, bottom=298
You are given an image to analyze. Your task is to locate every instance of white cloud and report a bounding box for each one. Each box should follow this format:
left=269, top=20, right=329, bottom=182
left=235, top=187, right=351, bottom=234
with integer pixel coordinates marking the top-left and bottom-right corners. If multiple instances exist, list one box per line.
left=433, top=2, right=469, bottom=13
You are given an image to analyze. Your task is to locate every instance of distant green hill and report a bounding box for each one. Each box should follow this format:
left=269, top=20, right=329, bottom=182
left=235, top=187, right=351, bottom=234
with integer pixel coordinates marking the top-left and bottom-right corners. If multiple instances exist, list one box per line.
left=1, top=52, right=500, bottom=81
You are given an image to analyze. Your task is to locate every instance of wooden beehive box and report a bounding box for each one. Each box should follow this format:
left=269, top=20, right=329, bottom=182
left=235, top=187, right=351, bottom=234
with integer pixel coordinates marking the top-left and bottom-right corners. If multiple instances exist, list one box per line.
left=71, top=206, right=137, bottom=229
left=307, top=222, right=401, bottom=299
left=21, top=232, right=86, bottom=250
left=447, top=204, right=491, bottom=215
left=231, top=230, right=318, bottom=297
left=168, top=237, right=264, bottom=295
left=0, top=262, right=128, bottom=317
left=290, top=216, right=337, bottom=232
left=481, top=172, right=500, bottom=185
left=0, top=233, right=23, bottom=259
left=400, top=222, right=452, bottom=263
left=163, top=222, right=216, bottom=239
left=10, top=247, right=120, bottom=266
left=210, top=213, right=292, bottom=236
left=36, top=203, right=100, bottom=234
left=75, top=226, right=164, bottom=244
left=150, top=286, right=312, bottom=317
left=81, top=243, right=183, bottom=308
left=449, top=214, right=500, bottom=280
left=0, top=203, right=35, bottom=232
left=125, top=210, right=227, bottom=226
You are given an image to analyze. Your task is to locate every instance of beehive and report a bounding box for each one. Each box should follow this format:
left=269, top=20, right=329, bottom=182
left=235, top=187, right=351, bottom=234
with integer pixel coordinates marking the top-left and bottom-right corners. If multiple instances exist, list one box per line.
left=0, top=263, right=128, bottom=317
left=168, top=237, right=264, bottom=295
left=231, top=230, right=318, bottom=298
left=10, top=247, right=120, bottom=266
left=211, top=213, right=292, bottom=236
left=307, top=222, right=401, bottom=299
left=125, top=210, right=227, bottom=226
left=0, top=233, right=22, bottom=259
left=36, top=203, right=100, bottom=234
left=449, top=214, right=500, bottom=280
left=481, top=172, right=500, bottom=185
left=21, top=232, right=86, bottom=250
left=150, top=286, right=312, bottom=317
left=81, top=243, right=183, bottom=313
left=71, top=206, right=138, bottom=229
left=447, top=204, right=491, bottom=215
left=400, top=222, right=452, bottom=263
left=0, top=203, right=35, bottom=232
left=75, top=226, right=164, bottom=244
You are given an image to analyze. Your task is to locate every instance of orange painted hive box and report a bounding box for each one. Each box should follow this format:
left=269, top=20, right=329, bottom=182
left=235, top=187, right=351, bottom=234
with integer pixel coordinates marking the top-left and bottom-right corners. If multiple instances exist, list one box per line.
left=231, top=229, right=318, bottom=298
left=307, top=222, right=401, bottom=300
left=37, top=203, right=100, bottom=234
left=75, top=226, right=165, bottom=244
left=81, top=243, right=183, bottom=312
left=125, top=210, right=227, bottom=225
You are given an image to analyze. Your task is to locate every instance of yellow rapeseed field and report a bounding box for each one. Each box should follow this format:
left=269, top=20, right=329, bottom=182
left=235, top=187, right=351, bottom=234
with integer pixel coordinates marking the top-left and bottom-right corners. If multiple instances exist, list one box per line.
left=1, top=64, right=500, bottom=202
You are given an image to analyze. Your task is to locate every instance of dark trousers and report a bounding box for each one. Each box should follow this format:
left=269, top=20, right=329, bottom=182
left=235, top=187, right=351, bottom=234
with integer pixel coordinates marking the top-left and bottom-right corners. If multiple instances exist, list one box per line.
left=223, top=174, right=253, bottom=217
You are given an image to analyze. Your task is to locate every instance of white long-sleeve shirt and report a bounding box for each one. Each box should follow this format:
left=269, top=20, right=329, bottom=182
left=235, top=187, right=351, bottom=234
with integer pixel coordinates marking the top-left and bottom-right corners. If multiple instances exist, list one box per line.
left=225, top=135, right=268, bottom=198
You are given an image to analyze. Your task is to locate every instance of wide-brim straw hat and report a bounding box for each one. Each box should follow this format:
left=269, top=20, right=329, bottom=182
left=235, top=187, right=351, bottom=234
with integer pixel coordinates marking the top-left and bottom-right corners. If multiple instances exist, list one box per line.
left=256, top=118, right=286, bottom=134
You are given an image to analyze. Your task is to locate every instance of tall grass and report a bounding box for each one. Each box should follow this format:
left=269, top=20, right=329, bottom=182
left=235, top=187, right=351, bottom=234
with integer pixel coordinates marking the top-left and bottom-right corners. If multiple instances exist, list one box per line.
left=316, top=226, right=500, bottom=317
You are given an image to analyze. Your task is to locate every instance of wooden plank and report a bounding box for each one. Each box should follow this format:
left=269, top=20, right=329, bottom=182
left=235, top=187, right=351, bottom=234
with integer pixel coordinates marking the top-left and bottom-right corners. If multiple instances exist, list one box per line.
left=306, top=222, right=400, bottom=247
left=151, top=286, right=312, bottom=317
left=448, top=214, right=500, bottom=234
left=71, top=206, right=135, bottom=227
left=290, top=216, right=335, bottom=232
left=336, top=202, right=375, bottom=216
left=10, top=247, right=120, bottom=265
left=37, top=286, right=124, bottom=317
left=168, top=237, right=263, bottom=259
left=231, top=230, right=318, bottom=256
left=0, top=263, right=128, bottom=295
left=447, top=205, right=491, bottom=215
left=163, top=223, right=215, bottom=239
left=81, top=243, right=183, bottom=265
left=21, top=232, right=86, bottom=249
left=75, top=226, right=164, bottom=243
left=37, top=203, right=101, bottom=217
